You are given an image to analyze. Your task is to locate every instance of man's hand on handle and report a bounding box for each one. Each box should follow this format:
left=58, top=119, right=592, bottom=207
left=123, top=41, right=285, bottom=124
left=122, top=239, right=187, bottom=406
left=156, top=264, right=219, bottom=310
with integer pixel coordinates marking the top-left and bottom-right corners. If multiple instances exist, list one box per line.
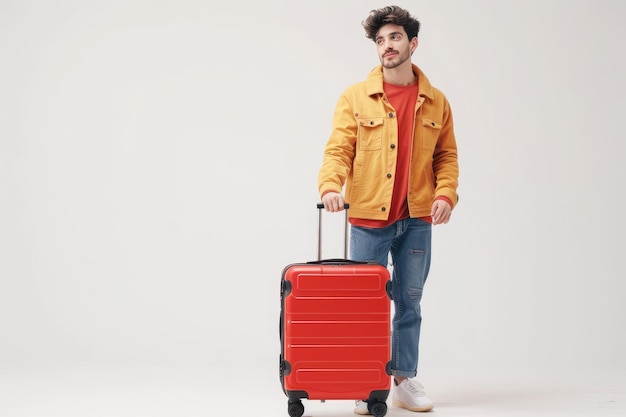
left=321, top=192, right=345, bottom=212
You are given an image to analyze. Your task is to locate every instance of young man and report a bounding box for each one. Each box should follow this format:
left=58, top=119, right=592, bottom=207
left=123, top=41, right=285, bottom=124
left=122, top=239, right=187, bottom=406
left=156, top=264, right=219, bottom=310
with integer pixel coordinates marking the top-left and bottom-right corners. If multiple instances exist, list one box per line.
left=318, top=5, right=460, bottom=414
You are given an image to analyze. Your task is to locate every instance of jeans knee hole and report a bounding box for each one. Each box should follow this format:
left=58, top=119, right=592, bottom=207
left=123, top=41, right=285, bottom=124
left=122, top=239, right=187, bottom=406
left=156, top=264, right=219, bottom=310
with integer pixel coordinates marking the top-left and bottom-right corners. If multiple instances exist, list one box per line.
left=407, top=287, right=423, bottom=300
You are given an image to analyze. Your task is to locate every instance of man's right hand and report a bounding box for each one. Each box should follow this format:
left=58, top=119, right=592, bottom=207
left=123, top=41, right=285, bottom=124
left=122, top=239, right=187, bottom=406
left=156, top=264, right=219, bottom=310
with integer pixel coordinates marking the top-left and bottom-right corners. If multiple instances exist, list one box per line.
left=321, top=192, right=345, bottom=212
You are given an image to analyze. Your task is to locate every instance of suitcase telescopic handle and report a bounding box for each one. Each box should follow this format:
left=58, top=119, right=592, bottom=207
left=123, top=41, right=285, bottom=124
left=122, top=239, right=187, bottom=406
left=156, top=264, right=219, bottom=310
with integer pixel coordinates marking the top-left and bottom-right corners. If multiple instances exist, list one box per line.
left=316, top=203, right=350, bottom=261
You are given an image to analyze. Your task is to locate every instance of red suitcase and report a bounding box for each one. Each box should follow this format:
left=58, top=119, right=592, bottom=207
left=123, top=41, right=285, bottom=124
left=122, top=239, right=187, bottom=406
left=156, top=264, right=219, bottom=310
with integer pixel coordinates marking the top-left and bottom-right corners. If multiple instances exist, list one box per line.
left=279, top=204, right=392, bottom=417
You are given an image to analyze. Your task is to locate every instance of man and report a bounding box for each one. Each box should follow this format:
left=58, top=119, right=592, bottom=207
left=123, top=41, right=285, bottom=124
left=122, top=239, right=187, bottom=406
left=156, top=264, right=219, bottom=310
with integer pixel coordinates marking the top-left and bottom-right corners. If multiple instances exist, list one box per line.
left=318, top=5, right=459, bottom=414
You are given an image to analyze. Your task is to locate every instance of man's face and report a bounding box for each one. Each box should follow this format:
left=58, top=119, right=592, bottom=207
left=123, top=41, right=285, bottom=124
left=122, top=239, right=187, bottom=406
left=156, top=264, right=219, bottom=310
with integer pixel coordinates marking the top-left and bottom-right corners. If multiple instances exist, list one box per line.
left=375, top=24, right=417, bottom=69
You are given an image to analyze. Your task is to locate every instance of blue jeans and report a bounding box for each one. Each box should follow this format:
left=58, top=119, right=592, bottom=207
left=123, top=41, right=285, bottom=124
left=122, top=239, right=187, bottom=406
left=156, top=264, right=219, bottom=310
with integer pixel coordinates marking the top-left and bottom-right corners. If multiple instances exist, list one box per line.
left=350, top=218, right=432, bottom=378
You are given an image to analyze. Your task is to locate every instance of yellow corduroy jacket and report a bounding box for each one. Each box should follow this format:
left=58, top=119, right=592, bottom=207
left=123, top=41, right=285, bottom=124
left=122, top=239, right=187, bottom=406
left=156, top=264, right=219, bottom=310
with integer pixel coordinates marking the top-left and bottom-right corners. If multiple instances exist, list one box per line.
left=318, top=64, right=460, bottom=221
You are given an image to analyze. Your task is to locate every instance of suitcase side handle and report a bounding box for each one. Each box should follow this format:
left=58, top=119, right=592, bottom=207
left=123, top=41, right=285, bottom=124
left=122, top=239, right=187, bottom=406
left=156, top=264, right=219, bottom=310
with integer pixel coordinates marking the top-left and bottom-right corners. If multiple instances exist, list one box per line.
left=316, top=202, right=350, bottom=261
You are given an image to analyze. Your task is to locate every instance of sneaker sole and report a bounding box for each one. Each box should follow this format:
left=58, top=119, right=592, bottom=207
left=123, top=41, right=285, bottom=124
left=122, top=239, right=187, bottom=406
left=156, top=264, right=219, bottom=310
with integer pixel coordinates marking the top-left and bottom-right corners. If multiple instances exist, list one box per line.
left=392, top=398, right=434, bottom=412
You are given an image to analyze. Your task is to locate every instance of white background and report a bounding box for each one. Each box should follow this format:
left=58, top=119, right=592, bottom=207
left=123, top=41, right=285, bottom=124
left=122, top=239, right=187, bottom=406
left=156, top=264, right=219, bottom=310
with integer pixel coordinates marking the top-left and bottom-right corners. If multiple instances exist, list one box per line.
left=1, top=1, right=625, bottom=416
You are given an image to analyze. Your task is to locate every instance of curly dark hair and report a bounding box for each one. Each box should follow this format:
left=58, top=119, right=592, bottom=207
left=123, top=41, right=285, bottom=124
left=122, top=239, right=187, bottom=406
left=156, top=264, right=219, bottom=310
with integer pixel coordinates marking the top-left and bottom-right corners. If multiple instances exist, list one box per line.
left=362, top=5, right=420, bottom=41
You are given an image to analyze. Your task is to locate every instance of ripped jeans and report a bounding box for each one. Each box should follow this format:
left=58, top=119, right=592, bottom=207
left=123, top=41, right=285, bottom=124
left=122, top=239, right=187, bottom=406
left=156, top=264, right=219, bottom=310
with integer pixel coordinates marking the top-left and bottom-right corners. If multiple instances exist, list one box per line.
left=350, top=218, right=432, bottom=378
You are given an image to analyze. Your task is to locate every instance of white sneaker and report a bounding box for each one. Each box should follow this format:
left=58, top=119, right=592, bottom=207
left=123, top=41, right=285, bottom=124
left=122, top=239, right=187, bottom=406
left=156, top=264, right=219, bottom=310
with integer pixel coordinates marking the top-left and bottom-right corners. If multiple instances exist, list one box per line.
left=353, top=400, right=371, bottom=415
left=392, top=379, right=434, bottom=412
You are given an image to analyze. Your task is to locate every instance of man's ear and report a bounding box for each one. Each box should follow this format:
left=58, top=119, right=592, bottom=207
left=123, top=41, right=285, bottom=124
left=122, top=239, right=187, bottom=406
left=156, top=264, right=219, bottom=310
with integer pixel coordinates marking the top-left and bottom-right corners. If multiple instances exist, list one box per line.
left=410, top=37, right=419, bottom=54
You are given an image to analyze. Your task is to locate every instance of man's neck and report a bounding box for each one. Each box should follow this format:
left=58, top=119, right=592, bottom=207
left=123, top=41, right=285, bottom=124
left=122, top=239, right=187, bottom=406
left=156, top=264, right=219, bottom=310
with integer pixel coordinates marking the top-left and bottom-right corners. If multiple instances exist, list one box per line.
left=382, top=62, right=416, bottom=86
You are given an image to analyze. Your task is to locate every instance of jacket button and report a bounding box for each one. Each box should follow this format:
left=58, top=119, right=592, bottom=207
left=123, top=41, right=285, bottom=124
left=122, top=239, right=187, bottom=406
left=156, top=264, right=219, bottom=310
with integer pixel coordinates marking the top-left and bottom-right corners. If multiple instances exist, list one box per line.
left=431, top=122, right=436, bottom=126
left=387, top=173, right=392, bottom=178
left=381, top=207, right=386, bottom=212
left=388, top=113, right=394, bottom=118
left=390, top=144, right=396, bottom=149
left=370, top=121, right=375, bottom=125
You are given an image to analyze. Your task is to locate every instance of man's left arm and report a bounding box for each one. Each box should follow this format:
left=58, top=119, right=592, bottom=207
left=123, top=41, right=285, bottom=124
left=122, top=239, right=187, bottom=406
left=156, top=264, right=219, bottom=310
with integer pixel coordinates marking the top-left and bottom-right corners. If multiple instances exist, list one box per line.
left=432, top=96, right=460, bottom=209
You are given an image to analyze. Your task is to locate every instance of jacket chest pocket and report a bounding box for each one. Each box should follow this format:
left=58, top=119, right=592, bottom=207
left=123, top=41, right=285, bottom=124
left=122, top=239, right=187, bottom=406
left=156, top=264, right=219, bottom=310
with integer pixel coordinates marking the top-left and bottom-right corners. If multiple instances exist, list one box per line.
left=421, top=118, right=442, bottom=150
left=357, top=118, right=384, bottom=151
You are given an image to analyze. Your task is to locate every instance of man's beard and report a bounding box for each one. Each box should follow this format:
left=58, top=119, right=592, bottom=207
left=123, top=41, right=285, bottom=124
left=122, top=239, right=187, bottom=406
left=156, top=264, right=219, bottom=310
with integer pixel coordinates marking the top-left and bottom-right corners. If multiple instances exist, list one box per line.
left=381, top=49, right=410, bottom=69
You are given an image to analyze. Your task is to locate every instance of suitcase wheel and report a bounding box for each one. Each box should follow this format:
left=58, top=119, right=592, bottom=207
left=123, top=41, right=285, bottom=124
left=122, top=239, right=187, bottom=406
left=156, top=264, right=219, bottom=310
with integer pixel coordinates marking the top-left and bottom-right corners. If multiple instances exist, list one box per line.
left=287, top=399, right=304, bottom=417
left=368, top=400, right=388, bottom=417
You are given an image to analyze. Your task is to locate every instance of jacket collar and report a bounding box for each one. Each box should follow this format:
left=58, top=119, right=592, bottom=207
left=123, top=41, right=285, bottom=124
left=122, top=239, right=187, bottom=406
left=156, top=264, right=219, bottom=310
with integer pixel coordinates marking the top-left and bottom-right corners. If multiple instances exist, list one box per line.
left=365, top=64, right=435, bottom=100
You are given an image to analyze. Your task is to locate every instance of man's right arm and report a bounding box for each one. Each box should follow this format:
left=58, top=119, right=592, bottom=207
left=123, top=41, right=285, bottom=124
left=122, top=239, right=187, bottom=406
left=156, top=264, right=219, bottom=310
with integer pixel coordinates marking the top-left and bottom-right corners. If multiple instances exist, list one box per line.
left=317, top=93, right=357, bottom=210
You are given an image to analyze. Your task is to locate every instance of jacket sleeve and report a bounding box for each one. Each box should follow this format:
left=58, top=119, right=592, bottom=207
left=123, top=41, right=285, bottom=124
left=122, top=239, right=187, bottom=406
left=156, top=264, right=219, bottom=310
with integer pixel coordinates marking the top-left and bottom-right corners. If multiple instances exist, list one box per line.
left=318, top=91, right=358, bottom=197
left=432, top=95, right=460, bottom=207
